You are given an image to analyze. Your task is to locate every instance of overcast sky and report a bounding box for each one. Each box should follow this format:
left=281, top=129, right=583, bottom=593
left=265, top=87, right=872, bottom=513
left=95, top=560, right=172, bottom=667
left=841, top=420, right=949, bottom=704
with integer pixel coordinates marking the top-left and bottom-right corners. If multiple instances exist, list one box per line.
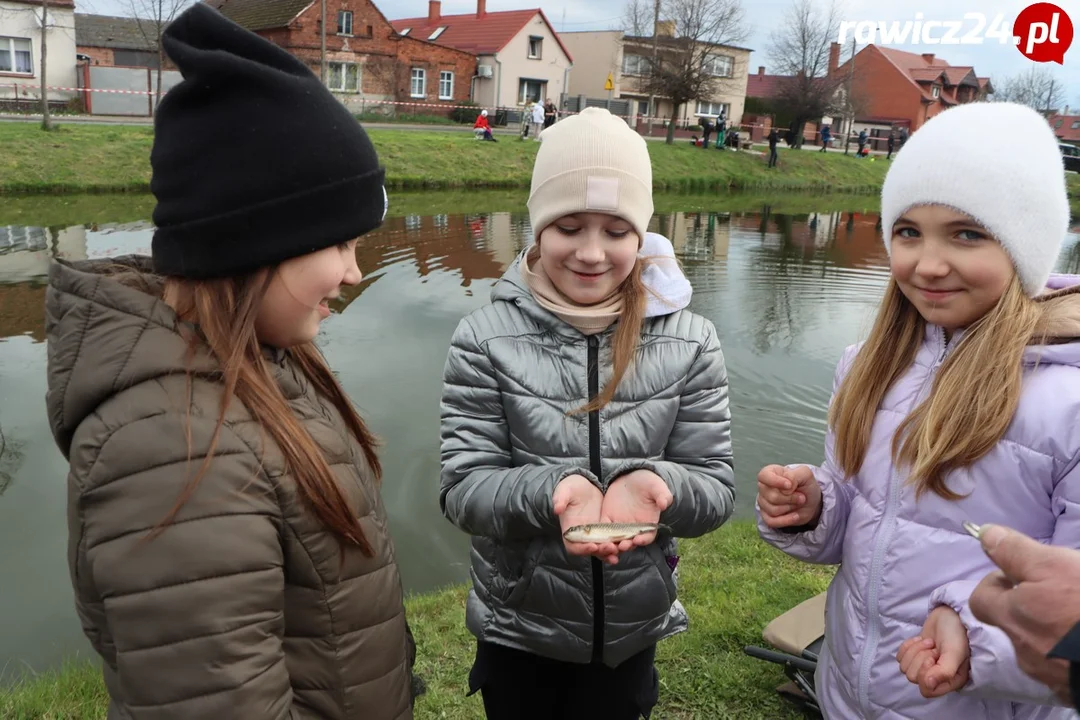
left=81, top=0, right=1079, bottom=109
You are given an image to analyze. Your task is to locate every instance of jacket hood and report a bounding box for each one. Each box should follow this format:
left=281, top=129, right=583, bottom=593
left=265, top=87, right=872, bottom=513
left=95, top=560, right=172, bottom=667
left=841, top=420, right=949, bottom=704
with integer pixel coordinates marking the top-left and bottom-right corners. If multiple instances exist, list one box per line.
left=44, top=256, right=217, bottom=458
left=492, top=232, right=693, bottom=332
left=1027, top=273, right=1080, bottom=368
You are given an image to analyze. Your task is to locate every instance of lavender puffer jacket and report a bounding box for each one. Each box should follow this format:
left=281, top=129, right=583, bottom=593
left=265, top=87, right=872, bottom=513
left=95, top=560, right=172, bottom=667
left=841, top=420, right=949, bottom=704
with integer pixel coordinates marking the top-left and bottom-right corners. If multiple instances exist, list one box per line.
left=759, top=276, right=1080, bottom=719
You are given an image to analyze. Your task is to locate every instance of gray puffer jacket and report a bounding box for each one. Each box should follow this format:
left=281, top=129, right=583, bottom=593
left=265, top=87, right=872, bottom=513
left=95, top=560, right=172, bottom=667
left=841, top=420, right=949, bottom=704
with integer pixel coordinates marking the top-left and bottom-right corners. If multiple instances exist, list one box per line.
left=439, top=236, right=735, bottom=668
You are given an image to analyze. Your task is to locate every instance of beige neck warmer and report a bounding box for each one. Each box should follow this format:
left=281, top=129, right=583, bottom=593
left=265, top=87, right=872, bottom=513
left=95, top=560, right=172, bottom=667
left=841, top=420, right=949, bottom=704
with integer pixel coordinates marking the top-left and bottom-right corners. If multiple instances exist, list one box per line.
left=520, top=256, right=622, bottom=335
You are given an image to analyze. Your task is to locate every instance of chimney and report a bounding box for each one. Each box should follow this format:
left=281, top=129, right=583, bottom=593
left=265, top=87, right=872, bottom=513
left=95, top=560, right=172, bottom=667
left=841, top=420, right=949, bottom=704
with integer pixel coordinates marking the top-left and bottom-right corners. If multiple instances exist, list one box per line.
left=656, top=19, right=675, bottom=37
left=428, top=0, right=441, bottom=23
left=828, top=42, right=840, bottom=75
left=758, top=66, right=765, bottom=77
left=477, top=0, right=486, bottom=18
left=921, top=53, right=935, bottom=64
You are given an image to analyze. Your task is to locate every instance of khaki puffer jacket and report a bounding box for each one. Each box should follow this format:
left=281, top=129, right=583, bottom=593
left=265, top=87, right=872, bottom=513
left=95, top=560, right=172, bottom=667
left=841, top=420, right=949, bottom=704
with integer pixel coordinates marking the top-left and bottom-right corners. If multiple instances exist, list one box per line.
left=45, top=257, right=413, bottom=719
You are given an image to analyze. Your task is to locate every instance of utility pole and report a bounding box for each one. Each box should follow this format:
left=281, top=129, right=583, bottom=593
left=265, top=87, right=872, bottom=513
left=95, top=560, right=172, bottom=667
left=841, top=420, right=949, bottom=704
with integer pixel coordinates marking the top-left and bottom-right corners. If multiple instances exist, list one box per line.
left=647, top=0, right=659, bottom=135
left=320, top=0, right=327, bottom=84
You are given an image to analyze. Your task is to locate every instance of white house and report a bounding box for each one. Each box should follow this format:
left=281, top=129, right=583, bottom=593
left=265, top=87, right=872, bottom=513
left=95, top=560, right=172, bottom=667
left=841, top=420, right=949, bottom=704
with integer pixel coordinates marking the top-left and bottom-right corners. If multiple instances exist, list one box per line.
left=0, top=0, right=77, bottom=106
left=391, top=0, right=573, bottom=112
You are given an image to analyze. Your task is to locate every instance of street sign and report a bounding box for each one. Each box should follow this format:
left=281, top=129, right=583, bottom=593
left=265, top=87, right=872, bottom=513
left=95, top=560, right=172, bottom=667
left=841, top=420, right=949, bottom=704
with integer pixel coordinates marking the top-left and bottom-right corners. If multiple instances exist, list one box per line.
left=604, top=72, right=614, bottom=91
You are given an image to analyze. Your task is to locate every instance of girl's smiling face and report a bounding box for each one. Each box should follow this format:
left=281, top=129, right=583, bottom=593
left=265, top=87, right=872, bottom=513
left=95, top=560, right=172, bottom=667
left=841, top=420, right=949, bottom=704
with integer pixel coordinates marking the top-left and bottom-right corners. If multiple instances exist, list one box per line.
left=890, top=205, right=1015, bottom=330
left=537, top=213, right=640, bottom=304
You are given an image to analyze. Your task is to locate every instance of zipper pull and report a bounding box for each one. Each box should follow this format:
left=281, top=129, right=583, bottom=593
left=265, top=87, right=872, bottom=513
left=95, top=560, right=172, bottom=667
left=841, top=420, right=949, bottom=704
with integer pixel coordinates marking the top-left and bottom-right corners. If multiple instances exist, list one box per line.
left=588, top=335, right=598, bottom=348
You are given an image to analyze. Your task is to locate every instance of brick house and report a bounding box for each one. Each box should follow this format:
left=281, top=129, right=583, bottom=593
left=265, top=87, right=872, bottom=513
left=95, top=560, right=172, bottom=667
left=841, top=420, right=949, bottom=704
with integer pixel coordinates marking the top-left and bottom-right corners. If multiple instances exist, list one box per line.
left=74, top=14, right=165, bottom=68
left=829, top=43, right=993, bottom=137
left=207, top=0, right=476, bottom=112
left=1050, top=110, right=1080, bottom=145
left=390, top=0, right=572, bottom=112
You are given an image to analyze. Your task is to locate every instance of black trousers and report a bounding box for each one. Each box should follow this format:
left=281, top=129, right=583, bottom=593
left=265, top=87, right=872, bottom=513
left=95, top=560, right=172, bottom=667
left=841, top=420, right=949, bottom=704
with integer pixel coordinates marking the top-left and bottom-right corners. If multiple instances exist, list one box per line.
left=468, top=641, right=659, bottom=720
left=768, top=146, right=778, bottom=167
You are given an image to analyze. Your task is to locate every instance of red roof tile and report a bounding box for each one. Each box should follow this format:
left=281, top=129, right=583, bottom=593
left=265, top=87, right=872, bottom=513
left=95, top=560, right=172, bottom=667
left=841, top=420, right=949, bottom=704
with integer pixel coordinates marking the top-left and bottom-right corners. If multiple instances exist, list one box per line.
left=390, top=8, right=571, bottom=61
left=747, top=72, right=787, bottom=99
left=908, top=67, right=946, bottom=83
left=1050, top=114, right=1080, bottom=142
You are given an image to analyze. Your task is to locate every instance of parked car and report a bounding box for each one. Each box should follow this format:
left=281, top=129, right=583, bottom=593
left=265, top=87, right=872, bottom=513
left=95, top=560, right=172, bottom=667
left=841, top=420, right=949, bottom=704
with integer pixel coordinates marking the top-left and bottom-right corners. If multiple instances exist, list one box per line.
left=1061, top=143, right=1080, bottom=173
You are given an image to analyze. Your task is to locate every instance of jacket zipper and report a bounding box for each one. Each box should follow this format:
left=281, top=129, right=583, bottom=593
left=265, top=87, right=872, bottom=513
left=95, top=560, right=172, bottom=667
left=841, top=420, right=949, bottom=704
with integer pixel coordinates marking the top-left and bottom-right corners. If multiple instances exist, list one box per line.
left=587, top=335, right=605, bottom=664
left=857, top=327, right=951, bottom=713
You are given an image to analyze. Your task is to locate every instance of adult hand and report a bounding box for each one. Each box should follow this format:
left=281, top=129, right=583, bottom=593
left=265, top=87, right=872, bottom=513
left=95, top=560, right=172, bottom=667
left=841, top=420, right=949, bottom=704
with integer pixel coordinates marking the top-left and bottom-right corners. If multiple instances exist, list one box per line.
left=554, top=474, right=617, bottom=564
left=897, top=606, right=970, bottom=698
left=757, top=464, right=822, bottom=529
left=970, top=524, right=1080, bottom=704
left=600, top=469, right=673, bottom=553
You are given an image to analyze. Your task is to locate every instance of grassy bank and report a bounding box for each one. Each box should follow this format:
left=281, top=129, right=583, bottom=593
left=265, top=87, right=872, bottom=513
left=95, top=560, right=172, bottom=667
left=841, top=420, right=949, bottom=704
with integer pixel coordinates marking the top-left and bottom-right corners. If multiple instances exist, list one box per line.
left=2, top=121, right=886, bottom=195
left=0, top=188, right=886, bottom=228
left=1, top=520, right=833, bottom=719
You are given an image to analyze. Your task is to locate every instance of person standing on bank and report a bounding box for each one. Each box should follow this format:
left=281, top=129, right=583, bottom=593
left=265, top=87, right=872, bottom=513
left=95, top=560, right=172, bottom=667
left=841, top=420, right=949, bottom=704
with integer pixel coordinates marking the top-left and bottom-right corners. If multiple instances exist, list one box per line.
left=767, top=127, right=780, bottom=168
left=756, top=101, right=1078, bottom=718
left=439, top=107, right=736, bottom=719
left=44, top=5, right=415, bottom=718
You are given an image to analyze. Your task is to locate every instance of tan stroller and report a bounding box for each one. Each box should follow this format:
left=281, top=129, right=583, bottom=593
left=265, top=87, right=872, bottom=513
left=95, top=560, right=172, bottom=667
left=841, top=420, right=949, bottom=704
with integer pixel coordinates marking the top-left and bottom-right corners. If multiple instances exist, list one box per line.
left=743, top=591, right=826, bottom=716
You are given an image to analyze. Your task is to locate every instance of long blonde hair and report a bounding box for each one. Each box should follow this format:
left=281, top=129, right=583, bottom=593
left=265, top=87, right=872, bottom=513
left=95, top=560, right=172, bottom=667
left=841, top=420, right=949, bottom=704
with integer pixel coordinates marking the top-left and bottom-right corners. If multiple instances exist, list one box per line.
left=525, top=244, right=649, bottom=413
left=828, top=275, right=1057, bottom=500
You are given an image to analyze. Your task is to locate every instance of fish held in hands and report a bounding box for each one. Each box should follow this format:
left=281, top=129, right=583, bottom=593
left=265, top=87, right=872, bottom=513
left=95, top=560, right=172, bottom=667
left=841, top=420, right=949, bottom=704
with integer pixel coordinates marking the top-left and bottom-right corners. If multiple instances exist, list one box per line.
left=562, top=522, right=666, bottom=544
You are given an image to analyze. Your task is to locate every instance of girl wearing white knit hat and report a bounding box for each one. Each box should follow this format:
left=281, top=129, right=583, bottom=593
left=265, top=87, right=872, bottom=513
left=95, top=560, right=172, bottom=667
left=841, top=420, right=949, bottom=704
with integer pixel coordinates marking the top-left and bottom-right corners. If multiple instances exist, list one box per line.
left=757, top=101, right=1080, bottom=719
left=439, top=107, right=735, bottom=718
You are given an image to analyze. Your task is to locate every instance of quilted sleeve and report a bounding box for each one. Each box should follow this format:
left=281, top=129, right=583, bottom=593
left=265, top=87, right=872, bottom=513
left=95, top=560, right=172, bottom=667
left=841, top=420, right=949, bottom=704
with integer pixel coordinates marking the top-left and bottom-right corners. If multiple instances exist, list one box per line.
left=69, top=411, right=298, bottom=719
left=440, top=316, right=596, bottom=541
left=605, top=319, right=736, bottom=537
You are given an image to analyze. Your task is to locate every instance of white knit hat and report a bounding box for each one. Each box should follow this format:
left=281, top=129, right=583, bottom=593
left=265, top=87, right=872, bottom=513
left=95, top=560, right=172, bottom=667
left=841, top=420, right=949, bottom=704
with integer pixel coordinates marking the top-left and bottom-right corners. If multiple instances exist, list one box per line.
left=527, top=107, right=653, bottom=244
left=880, top=101, right=1069, bottom=296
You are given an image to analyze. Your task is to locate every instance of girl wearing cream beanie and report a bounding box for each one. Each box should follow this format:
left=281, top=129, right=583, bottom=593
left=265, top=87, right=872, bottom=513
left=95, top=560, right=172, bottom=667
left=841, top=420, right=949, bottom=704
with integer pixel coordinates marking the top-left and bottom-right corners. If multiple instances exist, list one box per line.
left=439, top=107, right=736, bottom=718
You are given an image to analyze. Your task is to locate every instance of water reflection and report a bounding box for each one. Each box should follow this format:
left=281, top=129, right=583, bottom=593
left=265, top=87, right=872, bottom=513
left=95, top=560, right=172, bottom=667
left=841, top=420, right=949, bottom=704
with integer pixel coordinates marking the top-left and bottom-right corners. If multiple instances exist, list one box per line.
left=0, top=206, right=1077, bottom=679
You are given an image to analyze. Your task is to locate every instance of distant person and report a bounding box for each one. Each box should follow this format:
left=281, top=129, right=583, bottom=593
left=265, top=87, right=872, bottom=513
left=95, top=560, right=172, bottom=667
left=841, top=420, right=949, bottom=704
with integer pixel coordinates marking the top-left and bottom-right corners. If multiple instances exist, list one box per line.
left=715, top=112, right=727, bottom=149
left=439, top=107, right=735, bottom=719
left=767, top=127, right=779, bottom=168
left=44, top=4, right=417, bottom=717
left=819, top=124, right=831, bottom=152
left=700, top=116, right=713, bottom=148
left=857, top=129, right=868, bottom=157
left=544, top=98, right=557, bottom=128
left=474, top=109, right=496, bottom=141
left=888, top=128, right=897, bottom=159
left=756, top=101, right=1077, bottom=718
left=530, top=100, right=545, bottom=140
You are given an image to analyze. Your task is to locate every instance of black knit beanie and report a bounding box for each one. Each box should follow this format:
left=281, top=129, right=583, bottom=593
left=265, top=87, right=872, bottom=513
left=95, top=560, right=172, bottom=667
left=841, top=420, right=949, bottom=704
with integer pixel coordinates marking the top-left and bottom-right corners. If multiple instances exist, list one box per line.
left=150, top=3, right=387, bottom=279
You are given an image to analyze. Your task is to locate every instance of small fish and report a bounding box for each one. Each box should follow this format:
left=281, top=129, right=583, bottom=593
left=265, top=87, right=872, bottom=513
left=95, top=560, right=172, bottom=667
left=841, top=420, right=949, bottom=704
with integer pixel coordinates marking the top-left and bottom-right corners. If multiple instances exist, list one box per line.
left=563, top=522, right=666, bottom=544
left=962, top=520, right=983, bottom=540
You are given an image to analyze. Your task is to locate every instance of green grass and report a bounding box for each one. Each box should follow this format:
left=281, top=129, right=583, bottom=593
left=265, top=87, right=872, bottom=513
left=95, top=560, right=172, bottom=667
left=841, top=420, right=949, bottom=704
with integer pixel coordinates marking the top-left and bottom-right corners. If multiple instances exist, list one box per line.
left=1, top=520, right=833, bottom=720
left=0, top=122, right=885, bottom=195
left=0, top=189, right=886, bottom=228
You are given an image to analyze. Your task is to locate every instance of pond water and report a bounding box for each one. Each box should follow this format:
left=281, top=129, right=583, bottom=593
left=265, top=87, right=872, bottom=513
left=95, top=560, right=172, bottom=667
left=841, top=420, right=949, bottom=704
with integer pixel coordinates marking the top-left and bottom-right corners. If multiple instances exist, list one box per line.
left=1, top=198, right=1078, bottom=678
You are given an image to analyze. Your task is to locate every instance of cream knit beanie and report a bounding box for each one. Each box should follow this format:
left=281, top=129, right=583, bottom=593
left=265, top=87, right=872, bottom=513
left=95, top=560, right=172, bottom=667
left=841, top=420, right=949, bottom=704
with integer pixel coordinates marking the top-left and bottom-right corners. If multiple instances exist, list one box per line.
left=527, top=107, right=654, bottom=244
left=880, top=101, right=1069, bottom=296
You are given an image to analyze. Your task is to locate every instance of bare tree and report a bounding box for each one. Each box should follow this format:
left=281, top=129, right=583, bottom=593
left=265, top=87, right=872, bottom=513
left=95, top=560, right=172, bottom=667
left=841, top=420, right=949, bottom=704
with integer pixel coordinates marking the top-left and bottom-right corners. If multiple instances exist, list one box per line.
left=767, top=0, right=845, bottom=147
left=125, top=0, right=191, bottom=113
left=995, top=66, right=1066, bottom=116
left=621, top=0, right=660, bottom=36
left=634, top=0, right=749, bottom=144
left=39, top=0, right=51, bottom=130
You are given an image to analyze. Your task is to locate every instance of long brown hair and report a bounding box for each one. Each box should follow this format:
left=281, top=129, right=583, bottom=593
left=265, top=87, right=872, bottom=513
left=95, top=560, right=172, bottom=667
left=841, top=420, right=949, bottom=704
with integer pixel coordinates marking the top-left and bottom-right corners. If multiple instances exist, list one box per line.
left=828, top=275, right=1051, bottom=499
left=152, top=269, right=381, bottom=554
left=525, top=244, right=650, bottom=413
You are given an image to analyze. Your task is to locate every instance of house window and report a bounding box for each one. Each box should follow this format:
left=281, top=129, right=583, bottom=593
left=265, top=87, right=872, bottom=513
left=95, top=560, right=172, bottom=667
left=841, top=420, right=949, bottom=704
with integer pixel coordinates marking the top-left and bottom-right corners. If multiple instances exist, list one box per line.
left=428, top=27, right=447, bottom=41
left=1072, top=120, right=1080, bottom=130
left=703, top=54, right=733, bottom=78
left=528, top=36, right=543, bottom=59
left=327, top=62, right=360, bottom=93
left=0, top=37, right=33, bottom=75
left=399, top=27, right=411, bottom=36
left=114, top=49, right=159, bottom=68
left=411, top=68, right=426, bottom=98
left=337, top=11, right=353, bottom=35
left=695, top=100, right=729, bottom=118
left=931, top=85, right=941, bottom=98
left=1055, top=119, right=1064, bottom=128
left=439, top=71, right=454, bottom=100
left=519, top=78, right=545, bottom=105
left=622, top=53, right=650, bottom=76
